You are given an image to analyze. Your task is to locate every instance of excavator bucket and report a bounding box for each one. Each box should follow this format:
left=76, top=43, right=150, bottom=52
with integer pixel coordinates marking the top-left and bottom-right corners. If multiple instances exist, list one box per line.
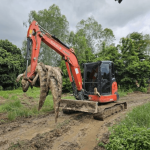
left=60, top=99, right=127, bottom=120
left=60, top=99, right=98, bottom=113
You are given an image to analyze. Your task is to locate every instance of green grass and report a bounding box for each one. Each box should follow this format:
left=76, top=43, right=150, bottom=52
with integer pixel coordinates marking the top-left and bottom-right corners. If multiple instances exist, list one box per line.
left=0, top=91, right=9, bottom=99
left=7, top=106, right=40, bottom=121
left=26, top=87, right=40, bottom=99
left=0, top=87, right=55, bottom=121
left=41, top=95, right=54, bottom=112
left=99, top=102, right=150, bottom=149
left=122, top=102, right=150, bottom=128
left=118, top=88, right=133, bottom=97
left=0, top=98, right=39, bottom=121
left=0, top=89, right=22, bottom=99
left=0, top=100, right=22, bottom=112
left=0, top=99, right=23, bottom=121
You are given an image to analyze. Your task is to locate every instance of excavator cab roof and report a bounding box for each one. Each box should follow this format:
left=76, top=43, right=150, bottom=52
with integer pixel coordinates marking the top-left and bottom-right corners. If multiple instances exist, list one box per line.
left=83, top=61, right=113, bottom=66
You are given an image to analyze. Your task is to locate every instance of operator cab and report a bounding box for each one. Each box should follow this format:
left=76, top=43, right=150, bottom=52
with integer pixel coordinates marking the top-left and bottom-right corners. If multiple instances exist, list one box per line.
left=83, top=61, right=115, bottom=96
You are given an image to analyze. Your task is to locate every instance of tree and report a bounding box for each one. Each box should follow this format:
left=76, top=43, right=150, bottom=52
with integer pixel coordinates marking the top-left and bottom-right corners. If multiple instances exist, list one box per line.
left=76, top=16, right=115, bottom=53
left=0, top=40, right=25, bottom=90
left=60, top=61, right=72, bottom=93
left=127, top=32, right=150, bottom=60
left=60, top=31, right=95, bottom=92
left=68, top=31, right=95, bottom=65
left=22, top=4, right=69, bottom=66
left=117, top=37, right=150, bottom=90
left=144, top=34, right=150, bottom=55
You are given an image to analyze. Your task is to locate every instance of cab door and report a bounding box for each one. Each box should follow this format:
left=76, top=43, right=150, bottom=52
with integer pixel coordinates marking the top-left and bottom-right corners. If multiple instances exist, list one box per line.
left=100, top=62, right=111, bottom=95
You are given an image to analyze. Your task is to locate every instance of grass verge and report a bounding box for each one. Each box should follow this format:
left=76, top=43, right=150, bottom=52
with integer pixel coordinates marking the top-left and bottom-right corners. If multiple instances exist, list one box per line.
left=118, top=88, right=133, bottom=97
left=99, top=102, right=150, bottom=149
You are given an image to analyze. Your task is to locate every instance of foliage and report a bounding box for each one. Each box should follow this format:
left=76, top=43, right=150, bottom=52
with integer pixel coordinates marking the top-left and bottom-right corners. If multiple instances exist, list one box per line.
left=60, top=31, right=95, bottom=92
left=76, top=16, right=115, bottom=53
left=100, top=125, right=150, bottom=150
left=117, top=88, right=133, bottom=97
left=99, top=102, right=150, bottom=149
left=60, top=61, right=73, bottom=93
left=0, top=86, right=3, bottom=91
left=0, top=40, right=25, bottom=90
left=117, top=37, right=150, bottom=90
left=68, top=31, right=95, bottom=65
left=128, top=32, right=150, bottom=60
left=122, top=102, right=150, bottom=128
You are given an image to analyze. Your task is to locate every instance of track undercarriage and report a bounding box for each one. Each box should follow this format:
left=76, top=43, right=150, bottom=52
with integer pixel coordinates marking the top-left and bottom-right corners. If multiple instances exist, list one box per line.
left=60, top=99, right=127, bottom=120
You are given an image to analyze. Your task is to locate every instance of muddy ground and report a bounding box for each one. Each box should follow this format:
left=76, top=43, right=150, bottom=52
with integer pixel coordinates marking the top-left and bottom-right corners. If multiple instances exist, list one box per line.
left=0, top=92, right=150, bottom=150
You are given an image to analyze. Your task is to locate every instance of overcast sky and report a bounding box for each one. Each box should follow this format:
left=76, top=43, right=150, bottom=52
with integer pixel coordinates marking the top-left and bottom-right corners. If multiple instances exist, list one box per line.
left=0, top=0, right=150, bottom=49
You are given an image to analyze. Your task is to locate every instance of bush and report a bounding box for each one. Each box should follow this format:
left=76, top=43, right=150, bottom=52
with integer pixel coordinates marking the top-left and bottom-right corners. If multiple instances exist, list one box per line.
left=100, top=125, right=150, bottom=150
left=99, top=102, right=150, bottom=149
left=139, top=87, right=147, bottom=93
left=0, top=40, right=25, bottom=90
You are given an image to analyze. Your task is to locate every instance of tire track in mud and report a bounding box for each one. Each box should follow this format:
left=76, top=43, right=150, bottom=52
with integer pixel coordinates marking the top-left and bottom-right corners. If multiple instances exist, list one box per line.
left=0, top=113, right=66, bottom=150
left=0, top=93, right=150, bottom=150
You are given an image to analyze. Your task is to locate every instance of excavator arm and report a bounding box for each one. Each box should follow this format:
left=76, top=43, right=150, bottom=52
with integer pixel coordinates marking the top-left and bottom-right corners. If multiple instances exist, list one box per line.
left=26, top=20, right=83, bottom=98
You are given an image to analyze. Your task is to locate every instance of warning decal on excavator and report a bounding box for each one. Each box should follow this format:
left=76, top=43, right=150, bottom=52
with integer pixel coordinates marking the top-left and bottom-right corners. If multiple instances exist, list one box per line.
left=75, top=68, right=79, bottom=74
left=29, top=30, right=32, bottom=34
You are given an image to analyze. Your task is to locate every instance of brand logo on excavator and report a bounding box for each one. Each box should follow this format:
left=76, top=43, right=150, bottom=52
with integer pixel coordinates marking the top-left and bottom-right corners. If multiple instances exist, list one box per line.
left=63, top=50, right=70, bottom=55
left=50, top=40, right=61, bottom=50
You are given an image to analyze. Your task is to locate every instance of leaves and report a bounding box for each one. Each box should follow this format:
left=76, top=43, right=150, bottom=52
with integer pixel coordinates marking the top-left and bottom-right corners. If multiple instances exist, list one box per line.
left=117, top=36, right=150, bottom=90
left=76, top=16, right=115, bottom=53
left=102, top=125, right=150, bottom=150
left=0, top=40, right=25, bottom=90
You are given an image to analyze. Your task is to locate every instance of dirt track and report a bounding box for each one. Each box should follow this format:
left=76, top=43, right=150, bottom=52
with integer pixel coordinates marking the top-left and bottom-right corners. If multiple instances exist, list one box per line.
left=0, top=92, right=150, bottom=150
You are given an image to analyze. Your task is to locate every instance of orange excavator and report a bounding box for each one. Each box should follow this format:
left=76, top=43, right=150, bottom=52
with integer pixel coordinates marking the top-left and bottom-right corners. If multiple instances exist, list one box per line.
left=25, top=20, right=127, bottom=120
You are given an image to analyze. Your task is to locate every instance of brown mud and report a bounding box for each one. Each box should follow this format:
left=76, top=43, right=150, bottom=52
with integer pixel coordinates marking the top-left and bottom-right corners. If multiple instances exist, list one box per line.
left=0, top=92, right=150, bottom=150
